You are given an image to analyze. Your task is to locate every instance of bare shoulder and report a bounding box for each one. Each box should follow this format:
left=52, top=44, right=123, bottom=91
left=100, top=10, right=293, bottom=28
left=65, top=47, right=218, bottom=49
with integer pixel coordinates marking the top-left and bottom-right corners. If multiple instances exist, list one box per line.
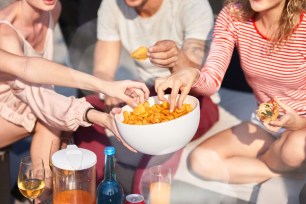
left=0, top=1, right=21, bottom=41
left=0, top=23, right=23, bottom=55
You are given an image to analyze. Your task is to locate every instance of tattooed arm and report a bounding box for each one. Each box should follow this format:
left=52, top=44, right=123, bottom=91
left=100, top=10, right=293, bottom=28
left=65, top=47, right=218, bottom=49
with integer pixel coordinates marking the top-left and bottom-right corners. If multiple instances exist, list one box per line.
left=178, top=38, right=209, bottom=71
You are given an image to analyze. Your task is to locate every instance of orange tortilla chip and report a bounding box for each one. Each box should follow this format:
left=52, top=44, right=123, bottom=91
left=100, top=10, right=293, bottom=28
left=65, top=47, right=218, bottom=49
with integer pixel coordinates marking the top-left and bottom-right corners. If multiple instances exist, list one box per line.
left=131, top=46, right=148, bottom=60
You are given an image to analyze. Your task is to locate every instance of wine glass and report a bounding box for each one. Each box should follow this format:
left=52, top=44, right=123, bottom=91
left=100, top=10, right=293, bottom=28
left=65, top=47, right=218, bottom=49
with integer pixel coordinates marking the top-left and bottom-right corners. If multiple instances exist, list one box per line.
left=17, top=155, right=45, bottom=204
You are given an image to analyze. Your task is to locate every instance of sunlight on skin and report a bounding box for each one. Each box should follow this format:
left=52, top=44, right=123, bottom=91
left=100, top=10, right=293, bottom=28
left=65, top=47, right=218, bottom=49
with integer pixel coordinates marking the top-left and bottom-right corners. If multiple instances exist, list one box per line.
left=190, top=148, right=230, bottom=183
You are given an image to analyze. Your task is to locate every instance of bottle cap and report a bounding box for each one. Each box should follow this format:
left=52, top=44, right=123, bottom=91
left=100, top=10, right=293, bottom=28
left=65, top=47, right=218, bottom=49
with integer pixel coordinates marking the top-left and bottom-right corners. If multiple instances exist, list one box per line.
left=105, top=146, right=115, bottom=155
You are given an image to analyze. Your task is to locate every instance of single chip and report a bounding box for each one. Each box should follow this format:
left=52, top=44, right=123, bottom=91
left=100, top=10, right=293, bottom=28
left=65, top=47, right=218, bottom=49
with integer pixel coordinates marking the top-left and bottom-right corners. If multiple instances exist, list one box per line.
left=130, top=46, right=148, bottom=60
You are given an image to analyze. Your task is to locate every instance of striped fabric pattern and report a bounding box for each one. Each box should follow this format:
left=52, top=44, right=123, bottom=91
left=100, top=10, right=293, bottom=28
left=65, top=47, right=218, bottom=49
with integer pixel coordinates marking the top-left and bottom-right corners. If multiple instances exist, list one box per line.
left=193, top=6, right=306, bottom=115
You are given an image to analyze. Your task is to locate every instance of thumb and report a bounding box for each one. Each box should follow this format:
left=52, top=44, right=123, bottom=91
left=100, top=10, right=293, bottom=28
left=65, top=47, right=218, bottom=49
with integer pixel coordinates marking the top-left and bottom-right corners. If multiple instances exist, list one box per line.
left=120, top=94, right=138, bottom=107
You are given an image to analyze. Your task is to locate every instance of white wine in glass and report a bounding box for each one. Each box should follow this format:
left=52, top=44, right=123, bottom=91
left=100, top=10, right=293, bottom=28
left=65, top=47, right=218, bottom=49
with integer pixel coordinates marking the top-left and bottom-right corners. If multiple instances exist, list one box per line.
left=18, top=155, right=45, bottom=204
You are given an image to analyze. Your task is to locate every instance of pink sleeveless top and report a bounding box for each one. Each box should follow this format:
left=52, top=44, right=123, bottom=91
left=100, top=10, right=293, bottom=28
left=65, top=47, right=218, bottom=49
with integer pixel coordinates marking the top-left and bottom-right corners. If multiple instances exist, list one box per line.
left=0, top=16, right=92, bottom=132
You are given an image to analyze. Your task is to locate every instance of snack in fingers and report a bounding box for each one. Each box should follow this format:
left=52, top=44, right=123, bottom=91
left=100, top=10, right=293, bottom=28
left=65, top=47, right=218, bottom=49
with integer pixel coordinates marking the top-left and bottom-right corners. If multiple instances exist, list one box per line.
left=130, top=46, right=148, bottom=60
left=256, top=99, right=279, bottom=123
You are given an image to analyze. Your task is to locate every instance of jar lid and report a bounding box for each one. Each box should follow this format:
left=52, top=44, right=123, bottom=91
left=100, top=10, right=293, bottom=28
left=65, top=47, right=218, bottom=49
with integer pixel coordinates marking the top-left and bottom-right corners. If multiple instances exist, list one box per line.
left=52, top=145, right=97, bottom=170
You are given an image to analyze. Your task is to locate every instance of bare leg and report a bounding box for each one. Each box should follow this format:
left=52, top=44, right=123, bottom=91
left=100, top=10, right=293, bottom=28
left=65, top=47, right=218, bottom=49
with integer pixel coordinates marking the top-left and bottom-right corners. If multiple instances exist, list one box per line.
left=0, top=116, right=29, bottom=148
left=261, top=128, right=306, bottom=174
left=31, top=121, right=61, bottom=168
left=31, top=121, right=61, bottom=203
left=189, top=122, right=280, bottom=184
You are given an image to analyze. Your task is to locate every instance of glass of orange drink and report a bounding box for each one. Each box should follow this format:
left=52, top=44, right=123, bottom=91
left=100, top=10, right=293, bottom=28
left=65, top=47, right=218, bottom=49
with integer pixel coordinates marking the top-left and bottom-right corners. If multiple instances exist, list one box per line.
left=149, top=165, right=171, bottom=204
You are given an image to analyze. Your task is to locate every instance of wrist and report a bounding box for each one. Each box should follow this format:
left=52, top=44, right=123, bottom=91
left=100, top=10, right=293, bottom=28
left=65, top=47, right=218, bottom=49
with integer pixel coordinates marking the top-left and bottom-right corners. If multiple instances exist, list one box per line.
left=173, top=50, right=201, bottom=73
left=192, top=68, right=201, bottom=86
left=84, top=108, right=95, bottom=124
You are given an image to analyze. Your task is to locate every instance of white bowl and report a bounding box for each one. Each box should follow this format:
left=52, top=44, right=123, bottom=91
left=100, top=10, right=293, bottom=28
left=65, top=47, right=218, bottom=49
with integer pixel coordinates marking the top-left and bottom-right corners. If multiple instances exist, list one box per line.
left=115, top=95, right=200, bottom=155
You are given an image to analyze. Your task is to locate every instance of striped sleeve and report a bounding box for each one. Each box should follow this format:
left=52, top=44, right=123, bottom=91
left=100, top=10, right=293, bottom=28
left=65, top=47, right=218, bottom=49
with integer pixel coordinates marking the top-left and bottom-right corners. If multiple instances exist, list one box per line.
left=192, top=6, right=237, bottom=96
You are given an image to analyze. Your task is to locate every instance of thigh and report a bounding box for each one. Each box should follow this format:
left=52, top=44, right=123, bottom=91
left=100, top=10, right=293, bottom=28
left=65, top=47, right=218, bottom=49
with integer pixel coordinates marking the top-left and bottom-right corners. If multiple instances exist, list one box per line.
left=198, top=121, right=275, bottom=158
left=0, top=116, right=29, bottom=148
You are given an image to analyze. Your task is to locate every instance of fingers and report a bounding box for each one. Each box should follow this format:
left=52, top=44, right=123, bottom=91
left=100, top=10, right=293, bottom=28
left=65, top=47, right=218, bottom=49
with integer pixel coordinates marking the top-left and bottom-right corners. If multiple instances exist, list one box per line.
left=155, top=77, right=170, bottom=102
left=150, top=56, right=178, bottom=68
left=126, top=81, right=150, bottom=99
left=110, top=108, right=137, bottom=152
left=177, top=88, right=189, bottom=109
left=117, top=81, right=150, bottom=107
left=263, top=122, right=282, bottom=132
left=122, top=90, right=140, bottom=107
left=133, top=89, right=145, bottom=103
left=125, top=87, right=148, bottom=107
left=148, top=40, right=179, bottom=68
left=148, top=40, right=176, bottom=53
left=155, top=69, right=194, bottom=110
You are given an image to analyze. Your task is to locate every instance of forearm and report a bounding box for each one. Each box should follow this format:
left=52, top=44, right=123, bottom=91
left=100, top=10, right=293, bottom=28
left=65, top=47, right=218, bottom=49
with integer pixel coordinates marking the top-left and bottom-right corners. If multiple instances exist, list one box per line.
left=24, top=57, right=108, bottom=93
left=12, top=82, right=93, bottom=131
left=86, top=109, right=109, bottom=127
left=172, top=51, right=200, bottom=73
left=172, top=39, right=207, bottom=73
left=93, top=40, right=121, bottom=82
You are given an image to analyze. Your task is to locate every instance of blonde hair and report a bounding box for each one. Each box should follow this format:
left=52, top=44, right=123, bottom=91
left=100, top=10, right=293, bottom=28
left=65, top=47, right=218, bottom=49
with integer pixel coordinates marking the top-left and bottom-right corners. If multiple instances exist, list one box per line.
left=224, top=0, right=305, bottom=48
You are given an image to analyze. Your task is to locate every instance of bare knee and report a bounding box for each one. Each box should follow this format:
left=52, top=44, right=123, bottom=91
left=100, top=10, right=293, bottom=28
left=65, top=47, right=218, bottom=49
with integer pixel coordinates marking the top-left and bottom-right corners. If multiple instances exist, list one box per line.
left=280, top=130, right=306, bottom=169
left=188, top=147, right=227, bottom=181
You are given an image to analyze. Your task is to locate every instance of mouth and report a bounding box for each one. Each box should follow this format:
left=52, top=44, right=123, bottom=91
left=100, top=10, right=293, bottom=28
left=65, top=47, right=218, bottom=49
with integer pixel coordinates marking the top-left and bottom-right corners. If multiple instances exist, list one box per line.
left=43, top=0, right=56, bottom=6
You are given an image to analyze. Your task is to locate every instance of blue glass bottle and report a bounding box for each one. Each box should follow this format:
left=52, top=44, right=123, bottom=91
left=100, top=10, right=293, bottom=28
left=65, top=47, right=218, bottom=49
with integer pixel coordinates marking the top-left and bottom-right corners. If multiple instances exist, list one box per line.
left=96, top=146, right=124, bottom=204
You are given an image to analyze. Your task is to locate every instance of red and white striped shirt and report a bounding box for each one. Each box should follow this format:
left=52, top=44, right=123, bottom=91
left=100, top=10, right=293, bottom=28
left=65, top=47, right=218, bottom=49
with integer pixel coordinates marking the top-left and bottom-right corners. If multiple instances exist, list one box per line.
left=193, top=6, right=306, bottom=115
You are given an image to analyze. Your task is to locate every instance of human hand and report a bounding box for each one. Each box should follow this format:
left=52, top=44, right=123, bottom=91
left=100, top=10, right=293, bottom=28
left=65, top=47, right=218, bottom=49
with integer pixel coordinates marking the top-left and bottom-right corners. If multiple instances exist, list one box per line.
left=104, top=95, right=125, bottom=112
left=104, top=80, right=150, bottom=108
left=155, top=68, right=199, bottom=112
left=90, top=108, right=137, bottom=152
left=147, top=40, right=181, bottom=69
left=264, top=98, right=306, bottom=132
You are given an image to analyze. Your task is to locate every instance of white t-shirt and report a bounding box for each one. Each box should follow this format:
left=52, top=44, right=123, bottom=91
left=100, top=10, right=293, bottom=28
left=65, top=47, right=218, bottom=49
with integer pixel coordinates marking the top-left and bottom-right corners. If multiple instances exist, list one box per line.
left=97, top=0, right=214, bottom=86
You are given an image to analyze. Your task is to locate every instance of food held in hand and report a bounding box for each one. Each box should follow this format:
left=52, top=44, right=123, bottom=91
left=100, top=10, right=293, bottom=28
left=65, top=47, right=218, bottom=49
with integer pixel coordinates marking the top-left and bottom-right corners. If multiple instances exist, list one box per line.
left=122, top=101, right=193, bottom=125
left=256, top=99, right=279, bottom=123
left=130, top=46, right=148, bottom=60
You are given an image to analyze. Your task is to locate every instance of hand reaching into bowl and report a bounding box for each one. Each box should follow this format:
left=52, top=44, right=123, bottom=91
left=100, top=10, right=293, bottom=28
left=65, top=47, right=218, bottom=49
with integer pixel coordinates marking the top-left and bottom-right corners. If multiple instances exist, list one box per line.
left=102, top=80, right=150, bottom=108
left=155, top=68, right=199, bottom=112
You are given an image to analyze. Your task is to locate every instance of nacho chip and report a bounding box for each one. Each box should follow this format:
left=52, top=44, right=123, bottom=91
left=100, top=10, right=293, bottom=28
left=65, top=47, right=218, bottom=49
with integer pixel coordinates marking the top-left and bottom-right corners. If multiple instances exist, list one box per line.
left=130, top=46, right=148, bottom=60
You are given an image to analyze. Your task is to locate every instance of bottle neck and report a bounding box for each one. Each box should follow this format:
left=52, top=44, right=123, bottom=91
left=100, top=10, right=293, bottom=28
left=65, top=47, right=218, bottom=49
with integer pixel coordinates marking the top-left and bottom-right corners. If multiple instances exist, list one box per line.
left=104, top=154, right=116, bottom=181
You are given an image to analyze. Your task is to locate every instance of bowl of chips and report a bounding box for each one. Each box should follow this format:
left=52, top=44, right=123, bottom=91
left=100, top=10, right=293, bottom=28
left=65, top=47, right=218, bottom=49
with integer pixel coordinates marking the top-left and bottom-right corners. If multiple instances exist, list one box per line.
left=115, top=95, right=200, bottom=155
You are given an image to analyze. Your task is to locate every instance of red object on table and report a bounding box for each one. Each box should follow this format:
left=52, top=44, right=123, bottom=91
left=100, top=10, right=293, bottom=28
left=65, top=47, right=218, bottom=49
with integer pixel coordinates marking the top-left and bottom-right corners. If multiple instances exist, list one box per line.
left=125, top=194, right=145, bottom=204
